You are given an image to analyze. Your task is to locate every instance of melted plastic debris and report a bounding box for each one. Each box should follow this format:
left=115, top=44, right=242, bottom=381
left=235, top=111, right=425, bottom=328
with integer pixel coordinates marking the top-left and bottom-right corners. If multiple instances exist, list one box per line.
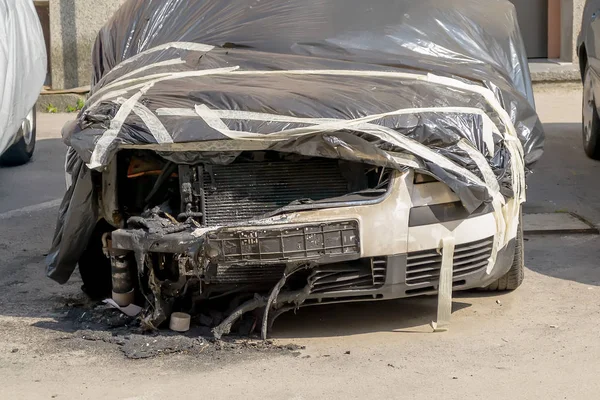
left=56, top=299, right=305, bottom=359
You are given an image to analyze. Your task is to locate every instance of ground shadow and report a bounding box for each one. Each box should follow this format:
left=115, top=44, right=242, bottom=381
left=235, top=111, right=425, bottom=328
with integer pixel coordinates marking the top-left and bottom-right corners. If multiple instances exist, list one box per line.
left=523, top=122, right=600, bottom=287
left=270, top=298, right=472, bottom=339
left=526, top=123, right=600, bottom=224
left=524, top=234, right=600, bottom=286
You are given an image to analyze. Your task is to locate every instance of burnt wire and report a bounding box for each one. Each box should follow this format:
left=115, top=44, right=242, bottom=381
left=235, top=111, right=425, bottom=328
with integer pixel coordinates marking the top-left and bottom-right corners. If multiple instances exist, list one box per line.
left=144, top=161, right=177, bottom=206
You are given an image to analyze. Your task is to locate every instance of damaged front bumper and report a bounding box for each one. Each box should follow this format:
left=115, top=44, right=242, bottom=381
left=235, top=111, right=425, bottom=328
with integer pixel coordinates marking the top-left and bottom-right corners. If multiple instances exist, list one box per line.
left=108, top=169, right=516, bottom=332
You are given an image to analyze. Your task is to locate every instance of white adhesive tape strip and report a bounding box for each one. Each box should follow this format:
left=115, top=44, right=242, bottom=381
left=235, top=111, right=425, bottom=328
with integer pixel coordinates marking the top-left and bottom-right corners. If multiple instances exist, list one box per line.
left=88, top=86, right=151, bottom=169
left=157, top=104, right=490, bottom=187
left=88, top=66, right=240, bottom=109
left=186, top=103, right=488, bottom=184
left=158, top=106, right=497, bottom=156
left=112, top=58, right=187, bottom=84
left=426, top=74, right=526, bottom=204
left=112, top=98, right=174, bottom=146
left=432, top=236, right=456, bottom=332
left=194, top=105, right=266, bottom=138
left=457, top=140, right=506, bottom=271
left=109, top=42, right=214, bottom=74
left=132, top=103, right=174, bottom=145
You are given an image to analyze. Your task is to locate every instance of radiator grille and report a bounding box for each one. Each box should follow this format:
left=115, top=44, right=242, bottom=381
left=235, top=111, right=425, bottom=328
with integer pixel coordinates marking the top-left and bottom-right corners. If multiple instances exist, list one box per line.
left=203, top=159, right=349, bottom=226
left=406, top=237, right=493, bottom=286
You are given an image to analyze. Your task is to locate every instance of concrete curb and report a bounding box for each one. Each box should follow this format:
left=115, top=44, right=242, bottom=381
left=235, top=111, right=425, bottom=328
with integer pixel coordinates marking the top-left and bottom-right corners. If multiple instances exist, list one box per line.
left=529, top=61, right=581, bottom=84
left=38, top=92, right=87, bottom=114
left=531, top=70, right=581, bottom=84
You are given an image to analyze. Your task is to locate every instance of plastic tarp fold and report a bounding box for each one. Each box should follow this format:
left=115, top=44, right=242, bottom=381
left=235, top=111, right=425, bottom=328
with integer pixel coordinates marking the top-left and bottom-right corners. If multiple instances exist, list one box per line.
left=0, top=0, right=46, bottom=156
left=47, top=0, right=544, bottom=283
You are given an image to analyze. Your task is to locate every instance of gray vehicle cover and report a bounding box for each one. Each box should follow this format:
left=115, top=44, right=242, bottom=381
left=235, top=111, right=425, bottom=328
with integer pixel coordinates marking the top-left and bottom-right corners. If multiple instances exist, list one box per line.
left=0, top=0, right=46, bottom=156
left=48, top=0, right=544, bottom=283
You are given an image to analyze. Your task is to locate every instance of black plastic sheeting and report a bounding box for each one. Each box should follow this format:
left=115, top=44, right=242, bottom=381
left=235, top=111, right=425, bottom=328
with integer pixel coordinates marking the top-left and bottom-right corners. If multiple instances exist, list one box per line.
left=47, top=0, right=544, bottom=283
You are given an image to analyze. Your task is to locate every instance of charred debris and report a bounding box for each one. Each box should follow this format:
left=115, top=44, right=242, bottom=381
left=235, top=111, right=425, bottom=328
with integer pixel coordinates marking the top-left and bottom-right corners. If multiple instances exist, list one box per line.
left=95, top=149, right=393, bottom=339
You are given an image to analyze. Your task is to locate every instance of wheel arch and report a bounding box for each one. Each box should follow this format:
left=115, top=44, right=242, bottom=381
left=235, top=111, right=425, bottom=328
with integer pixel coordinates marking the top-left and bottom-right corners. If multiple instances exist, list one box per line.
left=580, top=44, right=588, bottom=80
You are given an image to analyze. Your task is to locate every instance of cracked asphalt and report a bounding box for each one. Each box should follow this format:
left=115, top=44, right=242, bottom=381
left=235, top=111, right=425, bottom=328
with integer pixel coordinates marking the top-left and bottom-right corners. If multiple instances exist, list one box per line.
left=1, top=84, right=600, bottom=399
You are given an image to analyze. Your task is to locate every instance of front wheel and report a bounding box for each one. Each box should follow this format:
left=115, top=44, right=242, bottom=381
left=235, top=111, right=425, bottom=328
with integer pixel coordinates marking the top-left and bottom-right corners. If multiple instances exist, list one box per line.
left=0, top=107, right=36, bottom=166
left=482, top=211, right=524, bottom=292
left=78, top=220, right=113, bottom=300
left=582, top=66, right=600, bottom=160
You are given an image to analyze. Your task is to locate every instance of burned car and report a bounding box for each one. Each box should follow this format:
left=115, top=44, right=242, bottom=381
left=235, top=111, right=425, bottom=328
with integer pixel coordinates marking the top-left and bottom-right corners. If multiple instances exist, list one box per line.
left=47, top=0, right=544, bottom=336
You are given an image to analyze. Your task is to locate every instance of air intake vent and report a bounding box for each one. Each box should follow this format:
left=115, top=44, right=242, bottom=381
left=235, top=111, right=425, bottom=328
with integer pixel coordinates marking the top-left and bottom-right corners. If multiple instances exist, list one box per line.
left=310, top=258, right=387, bottom=294
left=212, top=264, right=286, bottom=284
left=372, top=257, right=387, bottom=286
left=406, top=237, right=493, bottom=285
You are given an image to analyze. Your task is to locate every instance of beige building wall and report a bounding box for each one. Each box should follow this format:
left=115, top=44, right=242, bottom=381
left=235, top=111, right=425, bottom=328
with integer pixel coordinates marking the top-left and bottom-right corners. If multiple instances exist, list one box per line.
left=552, top=0, right=586, bottom=63
left=45, top=0, right=586, bottom=90
left=49, top=0, right=126, bottom=89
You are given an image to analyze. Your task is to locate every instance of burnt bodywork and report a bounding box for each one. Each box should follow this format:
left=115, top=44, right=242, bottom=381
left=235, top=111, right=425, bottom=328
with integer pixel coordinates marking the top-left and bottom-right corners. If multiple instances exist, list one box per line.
left=48, top=0, right=543, bottom=335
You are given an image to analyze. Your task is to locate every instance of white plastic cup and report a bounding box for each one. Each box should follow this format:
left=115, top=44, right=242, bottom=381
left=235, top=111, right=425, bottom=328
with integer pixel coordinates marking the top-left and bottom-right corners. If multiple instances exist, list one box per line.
left=169, top=312, right=191, bottom=332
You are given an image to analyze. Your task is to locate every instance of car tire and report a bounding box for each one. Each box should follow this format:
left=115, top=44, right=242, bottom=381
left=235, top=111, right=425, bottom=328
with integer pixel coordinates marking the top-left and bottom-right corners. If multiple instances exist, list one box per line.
left=78, top=220, right=113, bottom=300
left=0, top=107, right=36, bottom=166
left=482, top=211, right=524, bottom=292
left=583, top=66, right=600, bottom=160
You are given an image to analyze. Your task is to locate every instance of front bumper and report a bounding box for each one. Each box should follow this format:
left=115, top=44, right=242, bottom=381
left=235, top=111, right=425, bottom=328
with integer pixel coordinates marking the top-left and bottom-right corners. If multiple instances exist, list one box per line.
left=110, top=170, right=515, bottom=303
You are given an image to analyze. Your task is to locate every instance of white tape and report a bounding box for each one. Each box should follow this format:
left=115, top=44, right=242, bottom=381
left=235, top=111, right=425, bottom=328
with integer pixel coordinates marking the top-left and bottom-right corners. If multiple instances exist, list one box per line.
left=92, top=60, right=187, bottom=104
left=426, top=73, right=526, bottom=204
left=88, top=86, right=151, bottom=169
left=159, top=104, right=490, bottom=189
left=93, top=68, right=421, bottom=110
left=132, top=103, right=174, bottom=145
left=112, top=58, right=186, bottom=84
left=109, top=42, right=213, bottom=74
left=86, top=66, right=525, bottom=261
left=227, top=69, right=427, bottom=80
left=194, top=105, right=266, bottom=138
left=457, top=140, right=506, bottom=271
left=88, top=66, right=240, bottom=109
left=111, top=98, right=174, bottom=145
left=159, top=106, right=497, bottom=156
left=432, top=236, right=456, bottom=332
left=186, top=104, right=491, bottom=188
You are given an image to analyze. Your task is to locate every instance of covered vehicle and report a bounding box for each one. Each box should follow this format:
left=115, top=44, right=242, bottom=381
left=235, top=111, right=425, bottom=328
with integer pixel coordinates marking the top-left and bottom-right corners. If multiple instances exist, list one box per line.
left=47, top=0, right=544, bottom=335
left=0, top=0, right=46, bottom=166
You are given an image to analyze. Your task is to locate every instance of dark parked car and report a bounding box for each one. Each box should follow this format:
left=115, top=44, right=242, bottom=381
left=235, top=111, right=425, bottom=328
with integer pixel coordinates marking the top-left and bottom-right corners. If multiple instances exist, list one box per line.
left=578, top=0, right=600, bottom=159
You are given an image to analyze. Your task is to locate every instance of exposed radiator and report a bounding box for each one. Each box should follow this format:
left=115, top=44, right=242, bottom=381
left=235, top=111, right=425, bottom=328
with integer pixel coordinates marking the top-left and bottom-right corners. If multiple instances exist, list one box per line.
left=203, top=159, right=350, bottom=226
